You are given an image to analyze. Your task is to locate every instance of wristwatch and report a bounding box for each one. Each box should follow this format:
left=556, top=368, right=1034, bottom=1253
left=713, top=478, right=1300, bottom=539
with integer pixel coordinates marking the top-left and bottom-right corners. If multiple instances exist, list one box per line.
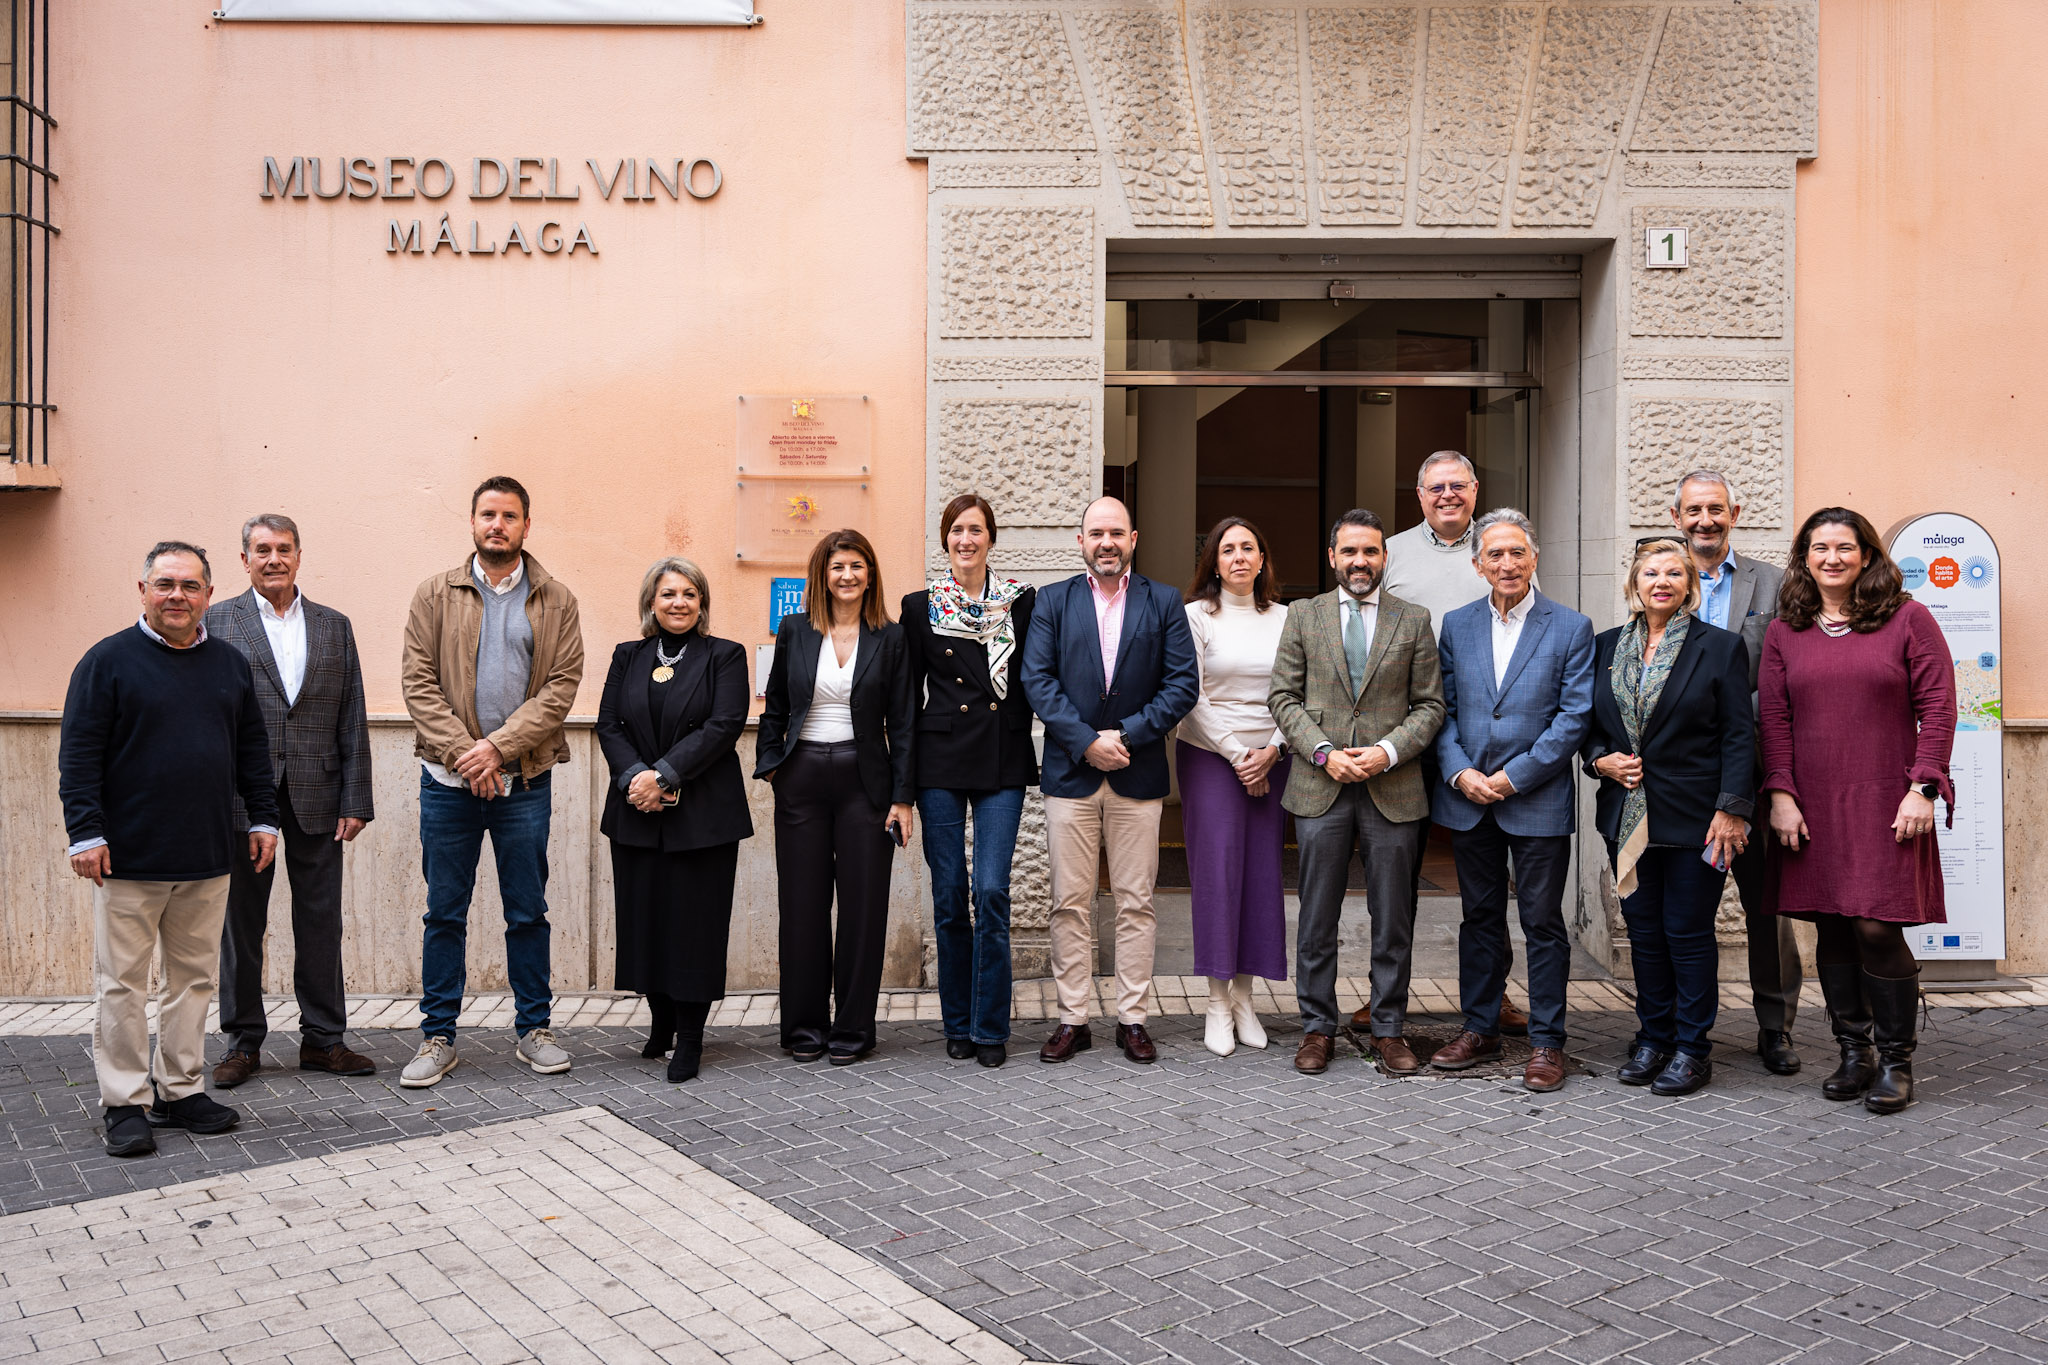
left=1117, top=728, right=1133, bottom=751
left=1912, top=780, right=1938, bottom=800
left=1312, top=744, right=1333, bottom=767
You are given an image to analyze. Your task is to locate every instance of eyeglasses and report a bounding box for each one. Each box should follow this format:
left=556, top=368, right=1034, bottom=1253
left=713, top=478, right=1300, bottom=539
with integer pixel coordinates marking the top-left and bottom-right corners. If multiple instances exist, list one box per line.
left=1422, top=481, right=1474, bottom=498
left=1633, top=537, right=1690, bottom=550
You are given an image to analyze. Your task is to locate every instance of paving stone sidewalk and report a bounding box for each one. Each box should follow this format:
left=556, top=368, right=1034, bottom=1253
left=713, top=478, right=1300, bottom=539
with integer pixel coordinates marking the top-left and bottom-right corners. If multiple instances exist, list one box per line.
left=0, top=992, right=2044, bottom=1363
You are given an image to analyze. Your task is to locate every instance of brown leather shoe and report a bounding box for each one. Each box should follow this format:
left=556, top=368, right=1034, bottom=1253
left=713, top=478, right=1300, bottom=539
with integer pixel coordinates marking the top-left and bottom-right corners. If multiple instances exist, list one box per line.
left=300, top=1042, right=377, bottom=1077
left=1114, top=1022, right=1157, bottom=1064
left=1348, top=1004, right=1374, bottom=1030
left=1295, top=1032, right=1335, bottom=1074
left=1523, top=1046, right=1566, bottom=1092
left=1038, top=1023, right=1093, bottom=1063
left=1499, top=997, right=1530, bottom=1036
left=1430, top=1031, right=1503, bottom=1071
left=212, top=1049, right=260, bottom=1089
left=1373, top=1036, right=1422, bottom=1075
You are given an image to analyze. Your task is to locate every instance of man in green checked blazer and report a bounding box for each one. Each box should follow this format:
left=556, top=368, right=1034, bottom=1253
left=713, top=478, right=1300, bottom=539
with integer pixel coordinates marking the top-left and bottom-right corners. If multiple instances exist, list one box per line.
left=1268, top=508, right=1446, bottom=1077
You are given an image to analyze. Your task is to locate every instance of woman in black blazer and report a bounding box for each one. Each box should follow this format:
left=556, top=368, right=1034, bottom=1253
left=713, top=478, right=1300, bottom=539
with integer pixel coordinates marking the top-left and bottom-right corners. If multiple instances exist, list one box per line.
left=595, top=557, right=754, bottom=1083
left=1582, top=537, right=1756, bottom=1097
left=754, top=528, right=915, bottom=1065
left=899, top=493, right=1037, bottom=1069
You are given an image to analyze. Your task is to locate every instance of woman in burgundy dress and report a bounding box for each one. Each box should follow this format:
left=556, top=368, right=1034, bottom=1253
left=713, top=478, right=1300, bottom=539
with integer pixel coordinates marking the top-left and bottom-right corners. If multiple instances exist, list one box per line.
left=1759, top=507, right=1954, bottom=1115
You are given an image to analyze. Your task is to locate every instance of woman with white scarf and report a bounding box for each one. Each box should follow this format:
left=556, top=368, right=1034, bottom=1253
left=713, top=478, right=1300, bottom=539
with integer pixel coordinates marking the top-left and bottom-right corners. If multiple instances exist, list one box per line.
left=1581, top=537, right=1755, bottom=1097
left=899, top=494, right=1037, bottom=1068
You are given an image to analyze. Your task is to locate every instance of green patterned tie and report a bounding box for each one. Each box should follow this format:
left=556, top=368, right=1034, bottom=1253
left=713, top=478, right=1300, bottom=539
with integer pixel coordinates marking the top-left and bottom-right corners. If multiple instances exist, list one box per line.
left=1344, top=598, right=1370, bottom=698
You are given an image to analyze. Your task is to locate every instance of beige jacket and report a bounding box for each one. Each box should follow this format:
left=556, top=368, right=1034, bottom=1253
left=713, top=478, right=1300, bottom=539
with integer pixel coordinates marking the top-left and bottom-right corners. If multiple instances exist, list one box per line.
left=1268, top=588, right=1445, bottom=823
left=402, top=552, right=585, bottom=782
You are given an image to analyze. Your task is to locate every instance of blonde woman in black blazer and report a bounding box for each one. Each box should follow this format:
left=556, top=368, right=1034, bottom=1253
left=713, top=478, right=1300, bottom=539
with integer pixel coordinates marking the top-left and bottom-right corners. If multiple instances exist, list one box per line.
left=754, top=529, right=915, bottom=1065
left=595, top=557, right=754, bottom=1083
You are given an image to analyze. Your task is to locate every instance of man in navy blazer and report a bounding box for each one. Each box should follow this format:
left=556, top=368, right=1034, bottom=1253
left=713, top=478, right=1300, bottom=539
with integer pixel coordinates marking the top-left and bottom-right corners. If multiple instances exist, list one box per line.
left=1429, top=509, right=1594, bottom=1092
left=1021, top=496, right=1198, bottom=1065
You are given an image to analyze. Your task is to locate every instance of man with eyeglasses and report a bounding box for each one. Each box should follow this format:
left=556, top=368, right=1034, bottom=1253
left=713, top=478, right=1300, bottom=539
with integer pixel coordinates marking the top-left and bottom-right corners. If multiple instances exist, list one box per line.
left=1375, top=451, right=1531, bottom=1036
left=60, top=542, right=281, bottom=1157
left=1669, top=468, right=1802, bottom=1077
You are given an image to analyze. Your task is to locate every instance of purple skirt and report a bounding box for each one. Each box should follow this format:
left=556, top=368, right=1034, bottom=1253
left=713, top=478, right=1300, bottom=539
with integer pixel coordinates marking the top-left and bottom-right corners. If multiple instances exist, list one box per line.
left=1178, top=740, right=1290, bottom=981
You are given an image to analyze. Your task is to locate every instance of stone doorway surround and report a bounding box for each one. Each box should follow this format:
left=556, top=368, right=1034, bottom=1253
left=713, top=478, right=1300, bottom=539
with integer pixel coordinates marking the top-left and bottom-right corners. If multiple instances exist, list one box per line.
left=907, top=1, right=1817, bottom=976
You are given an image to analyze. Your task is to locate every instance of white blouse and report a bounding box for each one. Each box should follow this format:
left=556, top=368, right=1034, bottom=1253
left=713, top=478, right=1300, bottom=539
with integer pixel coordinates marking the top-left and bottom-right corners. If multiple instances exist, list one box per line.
left=799, top=635, right=859, bottom=742
left=1180, top=591, right=1288, bottom=762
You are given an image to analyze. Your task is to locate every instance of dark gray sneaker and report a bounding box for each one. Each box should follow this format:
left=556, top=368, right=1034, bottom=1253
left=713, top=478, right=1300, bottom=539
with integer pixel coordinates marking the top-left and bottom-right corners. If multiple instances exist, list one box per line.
left=103, top=1105, right=156, bottom=1157
left=147, top=1090, right=241, bottom=1134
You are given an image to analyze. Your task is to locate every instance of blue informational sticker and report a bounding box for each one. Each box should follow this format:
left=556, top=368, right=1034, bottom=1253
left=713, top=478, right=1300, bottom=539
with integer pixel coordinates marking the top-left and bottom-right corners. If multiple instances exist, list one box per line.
left=1897, top=557, right=1928, bottom=590
left=770, top=578, right=806, bottom=634
left=1963, top=555, right=1994, bottom=588
left=1980, top=652, right=1997, bottom=670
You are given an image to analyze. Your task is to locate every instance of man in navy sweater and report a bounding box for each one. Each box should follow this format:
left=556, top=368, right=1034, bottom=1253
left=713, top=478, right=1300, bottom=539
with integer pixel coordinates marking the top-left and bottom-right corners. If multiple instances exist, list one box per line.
left=60, top=542, right=281, bottom=1158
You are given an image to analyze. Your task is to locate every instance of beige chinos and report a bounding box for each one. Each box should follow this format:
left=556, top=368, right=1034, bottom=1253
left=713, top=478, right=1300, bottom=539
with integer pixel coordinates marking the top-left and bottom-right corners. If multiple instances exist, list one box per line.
left=1046, top=784, right=1163, bottom=1026
left=92, top=876, right=231, bottom=1109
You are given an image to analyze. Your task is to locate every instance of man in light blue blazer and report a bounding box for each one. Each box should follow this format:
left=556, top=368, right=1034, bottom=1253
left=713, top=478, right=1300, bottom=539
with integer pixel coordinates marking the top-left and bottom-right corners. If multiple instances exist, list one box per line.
left=1429, top=508, right=1594, bottom=1092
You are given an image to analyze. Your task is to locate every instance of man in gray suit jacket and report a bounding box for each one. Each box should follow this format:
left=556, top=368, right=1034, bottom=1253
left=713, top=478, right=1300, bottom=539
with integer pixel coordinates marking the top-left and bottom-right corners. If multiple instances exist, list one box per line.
left=1671, top=469, right=1802, bottom=1075
left=204, top=514, right=376, bottom=1086
left=1269, top=509, right=1445, bottom=1077
left=1431, top=510, right=1594, bottom=1093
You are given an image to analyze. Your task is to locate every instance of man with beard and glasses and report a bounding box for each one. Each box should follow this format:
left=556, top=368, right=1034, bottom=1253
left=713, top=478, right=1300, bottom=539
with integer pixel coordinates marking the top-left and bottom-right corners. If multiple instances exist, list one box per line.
left=1021, top=497, right=1198, bottom=1065
left=399, top=476, right=584, bottom=1087
left=1268, top=509, right=1445, bottom=1076
left=1670, top=468, right=1801, bottom=1076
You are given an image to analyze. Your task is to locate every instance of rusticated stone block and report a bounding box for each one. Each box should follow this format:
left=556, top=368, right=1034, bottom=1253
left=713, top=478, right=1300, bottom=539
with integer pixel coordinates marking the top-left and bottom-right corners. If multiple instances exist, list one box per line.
left=939, top=205, right=1095, bottom=339
left=1628, top=399, right=1784, bottom=528
left=929, top=160, right=1102, bottom=190
left=938, top=398, right=1093, bottom=527
left=927, top=545, right=1086, bottom=575
left=1514, top=6, right=1655, bottom=226
left=1632, top=2, right=1818, bottom=155
left=1629, top=206, right=1786, bottom=337
left=1306, top=7, right=1417, bottom=225
left=1076, top=10, right=1214, bottom=224
left=1418, top=5, right=1538, bottom=225
left=930, top=355, right=1101, bottom=382
left=909, top=10, right=1095, bottom=152
left=1011, top=789, right=1052, bottom=933
left=1623, top=156, right=1796, bottom=189
left=1194, top=9, right=1307, bottom=225
left=1620, top=354, right=1792, bottom=383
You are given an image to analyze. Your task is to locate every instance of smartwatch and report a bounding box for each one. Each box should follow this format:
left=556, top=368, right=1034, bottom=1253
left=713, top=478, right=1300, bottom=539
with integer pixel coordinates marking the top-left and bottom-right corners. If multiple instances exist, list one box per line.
left=1312, top=744, right=1333, bottom=767
left=1912, top=780, right=1938, bottom=800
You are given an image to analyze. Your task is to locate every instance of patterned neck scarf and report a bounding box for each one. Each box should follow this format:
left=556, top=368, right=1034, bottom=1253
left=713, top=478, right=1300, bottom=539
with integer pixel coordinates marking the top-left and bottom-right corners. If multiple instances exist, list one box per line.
left=1609, top=611, right=1690, bottom=898
left=928, top=573, right=1028, bottom=698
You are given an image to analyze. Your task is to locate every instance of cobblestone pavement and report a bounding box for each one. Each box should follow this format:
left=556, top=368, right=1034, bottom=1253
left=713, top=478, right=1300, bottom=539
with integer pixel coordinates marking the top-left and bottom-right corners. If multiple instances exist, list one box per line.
left=0, top=988, right=2044, bottom=1364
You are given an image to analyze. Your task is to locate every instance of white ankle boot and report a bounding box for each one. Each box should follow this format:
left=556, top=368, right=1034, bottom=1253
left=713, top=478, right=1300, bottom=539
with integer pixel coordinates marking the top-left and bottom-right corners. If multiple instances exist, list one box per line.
left=1204, top=978, right=1236, bottom=1056
left=1230, top=975, right=1268, bottom=1049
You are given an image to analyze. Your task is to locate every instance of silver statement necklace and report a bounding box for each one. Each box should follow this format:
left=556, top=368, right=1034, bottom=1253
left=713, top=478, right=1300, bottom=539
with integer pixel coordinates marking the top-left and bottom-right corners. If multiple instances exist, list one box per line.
left=652, top=637, right=687, bottom=684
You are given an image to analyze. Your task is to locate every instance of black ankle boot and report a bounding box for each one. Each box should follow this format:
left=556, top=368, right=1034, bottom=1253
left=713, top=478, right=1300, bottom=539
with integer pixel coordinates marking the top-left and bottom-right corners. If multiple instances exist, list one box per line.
left=667, top=1002, right=711, bottom=1083
left=643, top=993, right=676, bottom=1059
left=1817, top=963, right=1876, bottom=1101
left=1863, top=971, right=1921, bottom=1115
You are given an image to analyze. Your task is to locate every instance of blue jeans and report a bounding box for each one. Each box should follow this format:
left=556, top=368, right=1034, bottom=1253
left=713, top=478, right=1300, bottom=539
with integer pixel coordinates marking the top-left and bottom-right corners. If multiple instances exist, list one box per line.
left=1614, top=843, right=1726, bottom=1058
left=918, top=786, right=1023, bottom=1044
left=419, top=769, right=553, bottom=1040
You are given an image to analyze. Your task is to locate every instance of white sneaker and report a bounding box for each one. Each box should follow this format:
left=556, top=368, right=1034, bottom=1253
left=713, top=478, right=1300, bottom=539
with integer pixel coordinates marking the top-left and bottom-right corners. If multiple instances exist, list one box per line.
left=1204, top=979, right=1236, bottom=1057
left=1230, top=975, right=1269, bottom=1050
left=400, top=1036, right=458, bottom=1088
left=516, top=1028, right=572, bottom=1074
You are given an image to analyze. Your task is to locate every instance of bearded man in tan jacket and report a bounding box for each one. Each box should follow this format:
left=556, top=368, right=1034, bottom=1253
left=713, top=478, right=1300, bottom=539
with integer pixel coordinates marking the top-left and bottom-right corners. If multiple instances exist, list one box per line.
left=399, top=475, right=584, bottom=1088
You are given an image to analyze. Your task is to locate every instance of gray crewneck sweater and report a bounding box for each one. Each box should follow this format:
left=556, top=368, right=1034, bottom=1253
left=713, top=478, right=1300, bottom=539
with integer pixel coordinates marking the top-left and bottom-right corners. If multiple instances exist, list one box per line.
left=474, top=567, right=534, bottom=739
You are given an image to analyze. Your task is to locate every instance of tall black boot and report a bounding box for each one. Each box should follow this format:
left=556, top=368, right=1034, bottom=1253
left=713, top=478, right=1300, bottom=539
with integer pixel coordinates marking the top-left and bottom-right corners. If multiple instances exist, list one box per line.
left=643, top=992, right=676, bottom=1059
left=1863, top=971, right=1921, bottom=1115
left=1816, top=963, right=1876, bottom=1101
left=668, top=1000, right=711, bottom=1083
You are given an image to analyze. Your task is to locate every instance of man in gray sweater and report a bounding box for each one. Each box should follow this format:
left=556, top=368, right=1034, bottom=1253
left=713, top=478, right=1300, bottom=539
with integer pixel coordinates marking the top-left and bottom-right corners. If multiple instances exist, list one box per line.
left=399, top=476, right=585, bottom=1088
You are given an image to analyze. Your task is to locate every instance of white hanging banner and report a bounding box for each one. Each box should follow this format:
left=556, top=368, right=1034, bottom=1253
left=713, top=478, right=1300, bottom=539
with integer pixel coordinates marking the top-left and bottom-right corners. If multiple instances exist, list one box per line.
left=1888, top=511, right=2006, bottom=961
left=215, top=0, right=758, bottom=23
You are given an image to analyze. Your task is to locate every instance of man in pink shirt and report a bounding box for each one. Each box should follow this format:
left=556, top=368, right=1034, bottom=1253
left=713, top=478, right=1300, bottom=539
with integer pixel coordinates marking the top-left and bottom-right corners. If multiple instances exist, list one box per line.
left=1021, top=497, right=1199, bottom=1064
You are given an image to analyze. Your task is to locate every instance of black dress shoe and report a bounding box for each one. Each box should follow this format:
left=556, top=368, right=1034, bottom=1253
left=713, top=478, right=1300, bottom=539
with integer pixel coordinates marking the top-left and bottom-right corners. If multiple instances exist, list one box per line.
left=103, top=1105, right=155, bottom=1158
left=827, top=1044, right=871, bottom=1067
left=787, top=1041, right=826, bottom=1063
left=1756, top=1030, right=1801, bottom=1076
left=945, top=1038, right=976, bottom=1061
left=976, top=1043, right=1007, bottom=1068
left=1618, top=1044, right=1674, bottom=1086
left=147, top=1090, right=241, bottom=1134
left=1650, top=1052, right=1713, bottom=1096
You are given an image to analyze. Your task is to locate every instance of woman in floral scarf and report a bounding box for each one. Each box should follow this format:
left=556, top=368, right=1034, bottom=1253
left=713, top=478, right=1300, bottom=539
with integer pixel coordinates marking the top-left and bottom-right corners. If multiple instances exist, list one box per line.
left=899, top=494, right=1037, bottom=1068
left=1581, top=537, right=1755, bottom=1097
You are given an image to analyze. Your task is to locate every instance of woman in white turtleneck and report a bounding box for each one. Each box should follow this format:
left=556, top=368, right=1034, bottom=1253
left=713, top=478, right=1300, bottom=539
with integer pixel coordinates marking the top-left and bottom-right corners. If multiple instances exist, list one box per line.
left=1177, top=517, right=1291, bottom=1057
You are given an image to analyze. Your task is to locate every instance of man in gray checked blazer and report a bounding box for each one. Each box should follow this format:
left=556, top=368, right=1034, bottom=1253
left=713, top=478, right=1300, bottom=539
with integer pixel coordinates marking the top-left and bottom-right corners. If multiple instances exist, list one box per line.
left=1269, top=508, right=1446, bottom=1077
left=204, top=513, right=376, bottom=1086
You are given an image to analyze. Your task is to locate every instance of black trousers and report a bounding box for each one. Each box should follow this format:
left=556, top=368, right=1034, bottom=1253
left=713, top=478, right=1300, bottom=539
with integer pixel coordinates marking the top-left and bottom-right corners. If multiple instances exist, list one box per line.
left=1731, top=831, right=1803, bottom=1031
left=1451, top=811, right=1573, bottom=1049
left=1296, top=785, right=1424, bottom=1038
left=219, top=783, right=348, bottom=1052
left=774, top=740, right=897, bottom=1054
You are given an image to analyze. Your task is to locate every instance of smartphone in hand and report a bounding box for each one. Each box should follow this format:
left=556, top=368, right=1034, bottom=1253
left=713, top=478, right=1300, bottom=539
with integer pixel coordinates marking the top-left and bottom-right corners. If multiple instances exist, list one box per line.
left=887, top=817, right=906, bottom=847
